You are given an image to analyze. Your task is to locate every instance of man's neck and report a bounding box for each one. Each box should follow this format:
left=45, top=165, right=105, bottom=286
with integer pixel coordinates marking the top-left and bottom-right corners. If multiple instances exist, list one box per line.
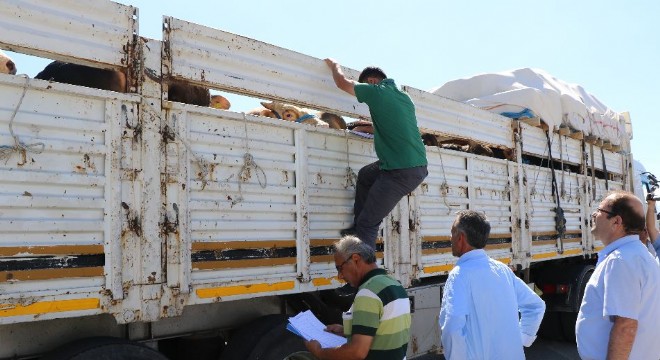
left=601, top=232, right=628, bottom=246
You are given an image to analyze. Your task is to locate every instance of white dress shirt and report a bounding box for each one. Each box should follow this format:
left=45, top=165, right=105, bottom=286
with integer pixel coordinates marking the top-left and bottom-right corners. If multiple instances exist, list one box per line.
left=439, top=249, right=545, bottom=360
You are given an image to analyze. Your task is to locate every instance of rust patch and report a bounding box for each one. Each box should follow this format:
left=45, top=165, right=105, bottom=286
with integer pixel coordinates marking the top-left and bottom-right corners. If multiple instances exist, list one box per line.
left=192, top=240, right=296, bottom=251
left=121, top=202, right=142, bottom=237
left=391, top=220, right=401, bottom=234
left=0, top=244, right=103, bottom=256
left=122, top=104, right=141, bottom=143
left=411, top=335, right=419, bottom=354
left=1, top=267, right=103, bottom=282
left=193, top=258, right=296, bottom=270
left=160, top=203, right=179, bottom=237
left=161, top=124, right=176, bottom=143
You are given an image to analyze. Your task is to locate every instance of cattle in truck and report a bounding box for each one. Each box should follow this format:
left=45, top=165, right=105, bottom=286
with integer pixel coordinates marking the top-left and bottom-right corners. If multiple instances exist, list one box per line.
left=0, top=50, right=17, bottom=75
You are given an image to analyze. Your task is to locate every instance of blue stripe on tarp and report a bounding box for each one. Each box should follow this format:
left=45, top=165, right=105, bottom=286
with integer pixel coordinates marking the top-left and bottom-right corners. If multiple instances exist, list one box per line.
left=500, top=108, right=536, bottom=119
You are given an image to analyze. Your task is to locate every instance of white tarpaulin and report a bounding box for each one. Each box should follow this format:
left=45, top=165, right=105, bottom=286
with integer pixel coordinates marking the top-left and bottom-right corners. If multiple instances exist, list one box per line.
left=430, top=68, right=626, bottom=145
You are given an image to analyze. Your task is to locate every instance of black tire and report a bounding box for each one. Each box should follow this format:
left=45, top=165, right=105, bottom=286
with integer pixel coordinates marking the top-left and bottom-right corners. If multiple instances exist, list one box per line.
left=159, top=333, right=225, bottom=360
left=220, top=314, right=288, bottom=360
left=560, top=267, right=593, bottom=343
left=246, top=320, right=307, bottom=360
left=42, top=336, right=168, bottom=360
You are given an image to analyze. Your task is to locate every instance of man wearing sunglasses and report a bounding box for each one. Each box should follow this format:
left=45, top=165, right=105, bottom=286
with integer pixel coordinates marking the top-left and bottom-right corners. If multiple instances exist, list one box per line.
left=576, top=191, right=660, bottom=360
left=304, top=236, right=411, bottom=360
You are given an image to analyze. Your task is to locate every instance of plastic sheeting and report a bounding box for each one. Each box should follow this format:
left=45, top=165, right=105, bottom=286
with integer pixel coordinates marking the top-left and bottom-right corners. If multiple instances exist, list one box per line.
left=431, top=68, right=626, bottom=145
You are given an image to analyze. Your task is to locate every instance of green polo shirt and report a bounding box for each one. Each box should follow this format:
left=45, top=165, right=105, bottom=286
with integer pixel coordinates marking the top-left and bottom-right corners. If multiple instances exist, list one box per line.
left=351, top=268, right=411, bottom=360
left=354, top=79, right=427, bottom=170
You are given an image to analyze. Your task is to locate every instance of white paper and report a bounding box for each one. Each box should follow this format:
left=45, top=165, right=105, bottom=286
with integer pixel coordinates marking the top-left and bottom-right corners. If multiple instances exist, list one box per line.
left=288, top=310, right=348, bottom=348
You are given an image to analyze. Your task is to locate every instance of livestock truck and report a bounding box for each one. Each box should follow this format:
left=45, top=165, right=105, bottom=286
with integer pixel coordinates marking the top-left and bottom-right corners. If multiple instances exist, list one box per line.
left=0, top=1, right=642, bottom=358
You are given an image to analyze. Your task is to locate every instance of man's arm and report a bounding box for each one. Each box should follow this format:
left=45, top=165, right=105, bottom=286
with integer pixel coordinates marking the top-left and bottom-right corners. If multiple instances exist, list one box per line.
left=305, top=334, right=372, bottom=360
left=607, top=316, right=638, bottom=360
left=438, top=275, right=469, bottom=359
left=647, top=199, right=659, bottom=243
left=513, top=274, right=546, bottom=346
left=439, top=312, right=469, bottom=359
left=325, top=58, right=357, bottom=96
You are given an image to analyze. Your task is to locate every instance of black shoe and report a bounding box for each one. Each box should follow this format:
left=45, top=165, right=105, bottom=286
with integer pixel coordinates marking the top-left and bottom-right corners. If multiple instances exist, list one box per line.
left=340, top=227, right=357, bottom=237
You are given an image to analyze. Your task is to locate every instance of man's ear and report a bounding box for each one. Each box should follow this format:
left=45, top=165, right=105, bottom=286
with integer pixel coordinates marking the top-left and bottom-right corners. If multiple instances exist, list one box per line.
left=457, top=231, right=469, bottom=251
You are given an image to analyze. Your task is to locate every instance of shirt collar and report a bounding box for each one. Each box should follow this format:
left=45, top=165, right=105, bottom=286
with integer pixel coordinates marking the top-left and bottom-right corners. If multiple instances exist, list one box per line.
left=457, top=249, right=488, bottom=265
left=359, top=268, right=387, bottom=287
left=597, top=234, right=639, bottom=265
left=380, top=78, right=395, bottom=86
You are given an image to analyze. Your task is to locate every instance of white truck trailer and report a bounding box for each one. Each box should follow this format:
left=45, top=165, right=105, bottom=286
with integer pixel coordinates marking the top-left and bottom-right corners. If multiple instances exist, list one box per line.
left=0, top=1, right=639, bottom=358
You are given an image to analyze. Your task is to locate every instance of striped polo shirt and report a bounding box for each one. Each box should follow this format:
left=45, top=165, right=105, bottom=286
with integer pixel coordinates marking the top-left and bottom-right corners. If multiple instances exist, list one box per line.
left=350, top=268, right=411, bottom=360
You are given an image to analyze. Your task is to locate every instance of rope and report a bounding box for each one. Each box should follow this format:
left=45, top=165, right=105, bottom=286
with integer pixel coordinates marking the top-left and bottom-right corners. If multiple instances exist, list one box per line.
left=437, top=149, right=452, bottom=215
left=343, top=131, right=357, bottom=189
left=228, top=114, right=267, bottom=206
left=0, top=75, right=45, bottom=164
left=175, top=121, right=212, bottom=190
left=142, top=104, right=213, bottom=191
left=544, top=129, right=567, bottom=242
left=600, top=147, right=609, bottom=190
left=558, top=134, right=566, bottom=198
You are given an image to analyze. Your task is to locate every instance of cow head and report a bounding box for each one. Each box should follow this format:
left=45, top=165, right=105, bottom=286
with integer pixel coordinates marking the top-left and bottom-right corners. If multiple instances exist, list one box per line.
left=0, top=50, right=17, bottom=75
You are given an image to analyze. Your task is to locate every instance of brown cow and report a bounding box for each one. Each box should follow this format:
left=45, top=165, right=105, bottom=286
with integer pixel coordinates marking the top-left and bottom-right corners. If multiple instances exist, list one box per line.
left=0, top=50, right=17, bottom=75
left=421, top=133, right=514, bottom=160
left=249, top=101, right=347, bottom=130
left=35, top=61, right=126, bottom=92
left=210, top=95, right=231, bottom=110
left=319, top=112, right=347, bottom=130
left=35, top=61, right=210, bottom=106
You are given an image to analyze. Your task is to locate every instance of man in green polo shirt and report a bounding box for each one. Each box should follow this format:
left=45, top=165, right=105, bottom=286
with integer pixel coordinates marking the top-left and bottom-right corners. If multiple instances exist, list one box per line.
left=303, top=235, right=411, bottom=360
left=325, top=59, right=428, bottom=250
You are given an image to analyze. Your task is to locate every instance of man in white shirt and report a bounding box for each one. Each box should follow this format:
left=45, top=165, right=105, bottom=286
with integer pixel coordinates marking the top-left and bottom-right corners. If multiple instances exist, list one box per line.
left=576, top=191, right=660, bottom=359
left=438, top=210, right=545, bottom=360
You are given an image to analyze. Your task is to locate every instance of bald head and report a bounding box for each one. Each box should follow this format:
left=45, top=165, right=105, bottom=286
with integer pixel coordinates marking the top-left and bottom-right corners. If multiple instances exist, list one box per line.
left=603, top=191, right=645, bottom=235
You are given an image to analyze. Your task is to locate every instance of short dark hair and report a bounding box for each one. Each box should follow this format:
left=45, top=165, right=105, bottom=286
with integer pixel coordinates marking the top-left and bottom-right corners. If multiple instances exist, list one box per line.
left=454, top=210, right=491, bottom=249
left=358, top=66, right=387, bottom=83
left=606, top=191, right=645, bottom=235
left=333, top=235, right=376, bottom=264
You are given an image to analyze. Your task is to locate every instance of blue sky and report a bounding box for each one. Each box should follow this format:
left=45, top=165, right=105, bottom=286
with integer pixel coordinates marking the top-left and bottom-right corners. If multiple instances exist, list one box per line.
left=9, top=0, right=660, bottom=186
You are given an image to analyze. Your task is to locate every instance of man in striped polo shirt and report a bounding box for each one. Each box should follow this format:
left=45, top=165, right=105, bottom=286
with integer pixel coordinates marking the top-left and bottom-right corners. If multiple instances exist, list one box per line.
left=304, top=236, right=411, bottom=360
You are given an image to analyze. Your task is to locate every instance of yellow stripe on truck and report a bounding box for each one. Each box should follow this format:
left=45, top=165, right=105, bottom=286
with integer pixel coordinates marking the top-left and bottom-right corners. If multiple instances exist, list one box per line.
left=0, top=298, right=99, bottom=317
left=423, top=258, right=511, bottom=274
left=312, top=277, right=336, bottom=286
left=196, top=281, right=295, bottom=298
left=533, top=249, right=583, bottom=260
left=423, top=264, right=455, bottom=273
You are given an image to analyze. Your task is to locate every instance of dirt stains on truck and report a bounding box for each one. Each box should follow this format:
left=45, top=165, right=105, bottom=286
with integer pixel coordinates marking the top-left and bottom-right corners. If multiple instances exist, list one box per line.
left=121, top=202, right=142, bottom=237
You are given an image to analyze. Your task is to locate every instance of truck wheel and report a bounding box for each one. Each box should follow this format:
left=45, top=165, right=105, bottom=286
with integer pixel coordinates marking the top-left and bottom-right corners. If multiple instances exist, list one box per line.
left=41, top=336, right=168, bottom=360
left=220, top=314, right=288, bottom=360
left=245, top=319, right=307, bottom=360
left=561, top=267, right=594, bottom=343
left=159, top=333, right=225, bottom=360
